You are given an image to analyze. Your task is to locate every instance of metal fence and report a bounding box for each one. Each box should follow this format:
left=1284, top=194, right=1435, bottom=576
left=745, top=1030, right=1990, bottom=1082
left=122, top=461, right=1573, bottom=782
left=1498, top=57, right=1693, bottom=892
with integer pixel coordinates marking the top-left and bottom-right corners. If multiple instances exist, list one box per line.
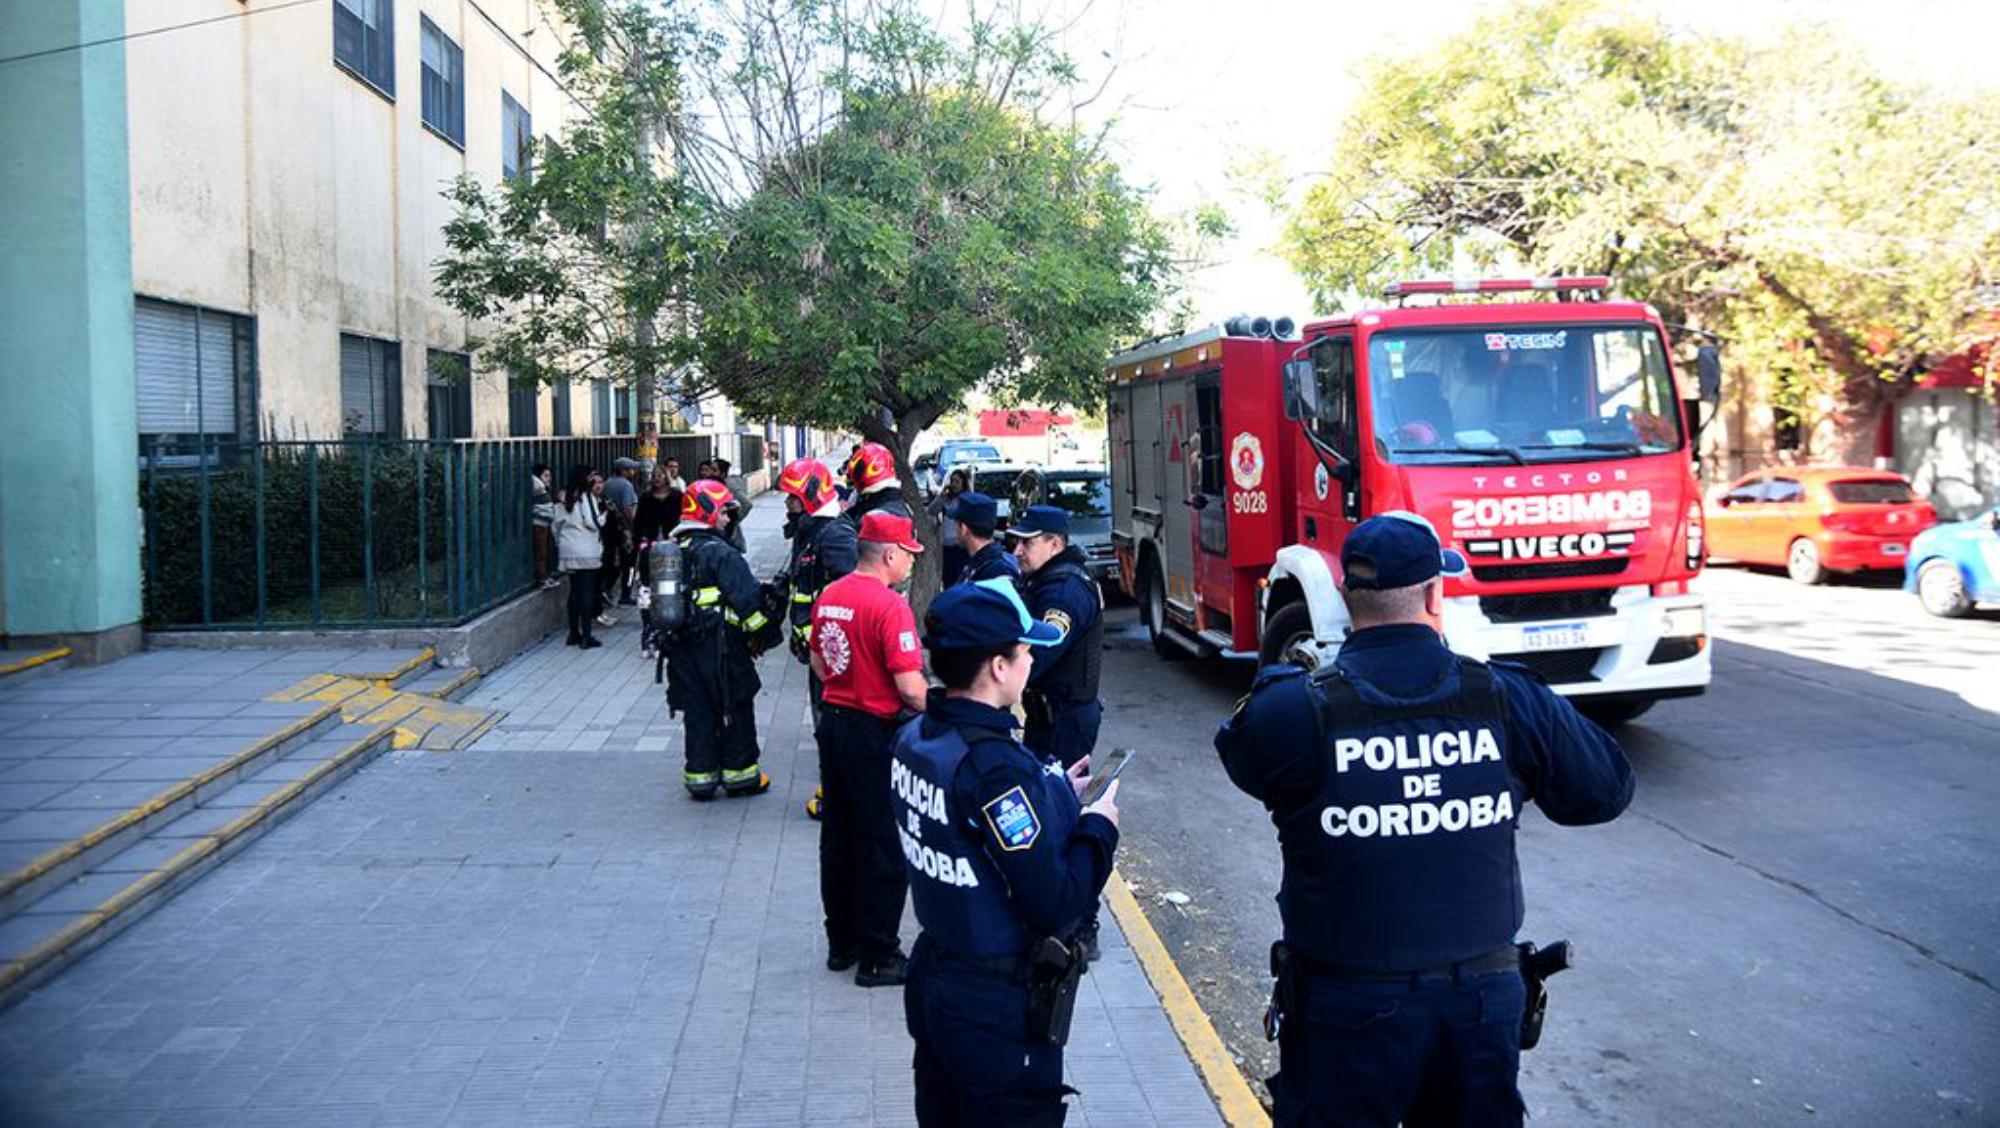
left=140, top=435, right=672, bottom=630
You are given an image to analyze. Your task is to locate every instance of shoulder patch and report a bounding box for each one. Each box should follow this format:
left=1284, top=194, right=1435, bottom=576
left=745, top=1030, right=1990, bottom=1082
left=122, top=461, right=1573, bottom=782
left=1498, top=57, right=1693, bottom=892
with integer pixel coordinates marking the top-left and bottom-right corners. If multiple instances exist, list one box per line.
left=981, top=785, right=1041, bottom=852
left=1042, top=609, right=1073, bottom=637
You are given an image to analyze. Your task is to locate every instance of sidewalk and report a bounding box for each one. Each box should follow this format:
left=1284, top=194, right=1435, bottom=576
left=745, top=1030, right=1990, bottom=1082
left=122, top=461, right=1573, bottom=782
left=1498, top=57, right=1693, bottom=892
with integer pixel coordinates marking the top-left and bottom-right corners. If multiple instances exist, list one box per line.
left=0, top=498, right=1228, bottom=1126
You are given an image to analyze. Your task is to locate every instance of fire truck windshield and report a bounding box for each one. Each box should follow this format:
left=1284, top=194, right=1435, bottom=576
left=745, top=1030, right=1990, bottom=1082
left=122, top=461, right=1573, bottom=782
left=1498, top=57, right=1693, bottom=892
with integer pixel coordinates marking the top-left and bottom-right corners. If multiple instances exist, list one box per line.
left=1363, top=323, right=1683, bottom=465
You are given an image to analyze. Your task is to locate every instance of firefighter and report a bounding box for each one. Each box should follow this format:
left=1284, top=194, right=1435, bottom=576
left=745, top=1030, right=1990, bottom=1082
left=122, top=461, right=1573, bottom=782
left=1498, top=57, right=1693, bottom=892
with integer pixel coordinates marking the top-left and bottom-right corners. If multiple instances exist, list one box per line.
left=667, top=479, right=776, bottom=800
left=844, top=441, right=912, bottom=527
left=776, top=457, right=858, bottom=820
left=1006, top=505, right=1104, bottom=769
left=894, top=579, right=1122, bottom=1126
left=948, top=492, right=1020, bottom=587
left=1215, top=511, right=1634, bottom=1126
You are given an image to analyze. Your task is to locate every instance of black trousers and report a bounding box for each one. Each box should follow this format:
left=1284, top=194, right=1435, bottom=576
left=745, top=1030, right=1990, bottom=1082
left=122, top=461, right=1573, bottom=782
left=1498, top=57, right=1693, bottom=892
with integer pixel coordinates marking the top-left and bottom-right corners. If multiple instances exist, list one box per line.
left=565, top=568, right=601, bottom=640
left=817, top=705, right=908, bottom=962
left=1271, top=967, right=1527, bottom=1127
left=1024, top=696, right=1102, bottom=770
left=668, top=644, right=759, bottom=791
left=906, top=937, right=1069, bottom=1127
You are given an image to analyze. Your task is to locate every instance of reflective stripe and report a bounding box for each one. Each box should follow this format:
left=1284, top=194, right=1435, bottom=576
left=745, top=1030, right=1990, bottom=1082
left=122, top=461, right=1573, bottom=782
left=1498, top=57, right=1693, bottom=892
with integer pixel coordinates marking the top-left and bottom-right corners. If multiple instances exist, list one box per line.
left=684, top=770, right=720, bottom=785
left=723, top=609, right=742, bottom=626
left=793, top=622, right=812, bottom=640
left=693, top=587, right=722, bottom=607
left=743, top=611, right=769, bottom=631
left=721, top=765, right=762, bottom=784
left=791, top=591, right=816, bottom=604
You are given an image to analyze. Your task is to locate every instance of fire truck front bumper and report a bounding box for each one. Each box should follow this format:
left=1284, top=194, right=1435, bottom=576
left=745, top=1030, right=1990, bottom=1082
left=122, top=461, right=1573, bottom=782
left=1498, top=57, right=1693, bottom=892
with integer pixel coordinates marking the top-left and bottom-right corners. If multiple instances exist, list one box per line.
left=1441, top=586, right=1710, bottom=701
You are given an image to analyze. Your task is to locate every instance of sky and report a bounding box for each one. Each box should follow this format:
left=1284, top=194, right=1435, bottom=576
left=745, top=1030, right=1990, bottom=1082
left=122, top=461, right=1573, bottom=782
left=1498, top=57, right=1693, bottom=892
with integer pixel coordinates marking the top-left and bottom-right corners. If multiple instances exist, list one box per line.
left=1034, top=0, right=2000, bottom=322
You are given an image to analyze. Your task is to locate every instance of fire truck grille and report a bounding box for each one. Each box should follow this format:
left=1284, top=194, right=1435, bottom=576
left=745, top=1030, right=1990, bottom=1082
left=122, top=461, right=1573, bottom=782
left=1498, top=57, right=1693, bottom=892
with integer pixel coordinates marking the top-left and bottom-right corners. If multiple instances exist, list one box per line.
left=1471, top=558, right=1629, bottom=583
left=1488, top=648, right=1605, bottom=685
left=1479, top=589, right=1618, bottom=623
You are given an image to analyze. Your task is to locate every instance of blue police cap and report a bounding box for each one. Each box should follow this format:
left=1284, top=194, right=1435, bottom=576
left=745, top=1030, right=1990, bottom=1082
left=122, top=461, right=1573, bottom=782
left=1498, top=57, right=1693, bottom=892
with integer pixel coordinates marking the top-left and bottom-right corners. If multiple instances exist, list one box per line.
left=1004, top=504, right=1071, bottom=539
left=926, top=579, right=1063, bottom=649
left=946, top=491, right=999, bottom=527
left=1340, top=510, right=1469, bottom=590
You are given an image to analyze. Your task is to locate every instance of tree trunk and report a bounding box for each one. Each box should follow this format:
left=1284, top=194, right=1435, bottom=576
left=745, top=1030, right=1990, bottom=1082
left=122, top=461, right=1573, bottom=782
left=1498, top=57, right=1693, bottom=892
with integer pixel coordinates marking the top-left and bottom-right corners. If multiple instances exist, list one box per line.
left=860, top=403, right=946, bottom=620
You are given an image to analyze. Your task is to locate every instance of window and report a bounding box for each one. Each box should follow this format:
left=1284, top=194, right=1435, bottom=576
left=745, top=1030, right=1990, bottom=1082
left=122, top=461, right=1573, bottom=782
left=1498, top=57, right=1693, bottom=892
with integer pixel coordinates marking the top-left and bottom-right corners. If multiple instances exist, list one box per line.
left=551, top=386, right=572, bottom=436
left=1772, top=404, right=1802, bottom=452
left=427, top=350, right=473, bottom=440
left=1193, top=381, right=1225, bottom=496
left=1764, top=477, right=1804, bottom=504
left=134, top=298, right=256, bottom=444
left=615, top=386, right=633, bottom=435
left=502, top=92, right=533, bottom=182
left=592, top=379, right=613, bottom=434
left=1827, top=478, right=1917, bottom=505
left=1310, top=337, right=1357, bottom=458
left=339, top=334, right=402, bottom=438
left=507, top=377, right=539, bottom=437
left=333, top=0, right=394, bottom=98
left=1721, top=477, right=1766, bottom=506
left=419, top=17, right=465, bottom=147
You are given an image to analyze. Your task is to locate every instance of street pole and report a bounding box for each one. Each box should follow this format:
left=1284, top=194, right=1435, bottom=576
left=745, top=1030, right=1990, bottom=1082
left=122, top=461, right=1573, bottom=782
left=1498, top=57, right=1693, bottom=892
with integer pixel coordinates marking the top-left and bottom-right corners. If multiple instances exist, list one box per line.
left=629, top=39, right=658, bottom=464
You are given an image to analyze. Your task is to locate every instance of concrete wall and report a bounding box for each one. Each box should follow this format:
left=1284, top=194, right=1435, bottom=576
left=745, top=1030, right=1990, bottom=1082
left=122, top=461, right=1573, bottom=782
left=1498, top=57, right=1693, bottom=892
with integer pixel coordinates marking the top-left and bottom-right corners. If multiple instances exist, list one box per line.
left=0, top=0, right=143, bottom=657
left=123, top=0, right=579, bottom=439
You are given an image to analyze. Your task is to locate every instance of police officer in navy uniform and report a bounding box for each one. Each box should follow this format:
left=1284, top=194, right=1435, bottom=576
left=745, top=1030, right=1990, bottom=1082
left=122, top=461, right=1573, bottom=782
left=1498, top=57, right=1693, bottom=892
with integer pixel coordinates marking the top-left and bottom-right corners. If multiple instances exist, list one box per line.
left=893, top=579, right=1122, bottom=1126
left=948, top=491, right=1021, bottom=586
left=1007, top=505, right=1104, bottom=769
left=1215, top=511, right=1634, bottom=1126
left=667, top=479, right=776, bottom=800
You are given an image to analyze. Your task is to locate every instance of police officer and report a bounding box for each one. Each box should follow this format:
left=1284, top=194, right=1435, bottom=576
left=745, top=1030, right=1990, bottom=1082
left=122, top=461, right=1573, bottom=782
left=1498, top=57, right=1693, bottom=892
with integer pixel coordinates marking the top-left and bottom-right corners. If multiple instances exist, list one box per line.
left=893, top=579, right=1122, bottom=1126
left=948, top=491, right=1021, bottom=586
left=777, top=458, right=859, bottom=821
left=844, top=441, right=913, bottom=527
left=1214, top=511, right=1634, bottom=1126
left=1007, top=505, right=1103, bottom=769
left=667, top=480, right=776, bottom=800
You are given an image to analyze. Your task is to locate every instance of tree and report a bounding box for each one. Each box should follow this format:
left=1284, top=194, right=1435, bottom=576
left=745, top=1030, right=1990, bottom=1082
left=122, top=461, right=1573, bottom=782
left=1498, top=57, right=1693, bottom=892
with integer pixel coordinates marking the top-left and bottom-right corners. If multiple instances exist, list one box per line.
left=1283, top=0, right=2000, bottom=459
left=690, top=1, right=1172, bottom=598
left=434, top=0, right=713, bottom=455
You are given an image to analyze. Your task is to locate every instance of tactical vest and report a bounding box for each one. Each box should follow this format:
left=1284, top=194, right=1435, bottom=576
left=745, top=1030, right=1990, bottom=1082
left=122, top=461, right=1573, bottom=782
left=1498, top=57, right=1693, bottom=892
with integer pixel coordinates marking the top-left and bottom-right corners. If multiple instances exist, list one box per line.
left=678, top=530, right=750, bottom=636
left=891, top=716, right=1081, bottom=959
left=1027, top=560, right=1103, bottom=703
left=1277, top=658, right=1524, bottom=972
left=786, top=515, right=841, bottom=638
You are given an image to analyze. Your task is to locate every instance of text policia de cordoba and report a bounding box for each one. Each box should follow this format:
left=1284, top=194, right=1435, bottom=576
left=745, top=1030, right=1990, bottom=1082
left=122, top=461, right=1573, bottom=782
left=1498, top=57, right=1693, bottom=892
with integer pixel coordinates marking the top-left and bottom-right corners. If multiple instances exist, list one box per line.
left=891, top=758, right=983, bottom=887
left=1322, top=729, right=1516, bottom=838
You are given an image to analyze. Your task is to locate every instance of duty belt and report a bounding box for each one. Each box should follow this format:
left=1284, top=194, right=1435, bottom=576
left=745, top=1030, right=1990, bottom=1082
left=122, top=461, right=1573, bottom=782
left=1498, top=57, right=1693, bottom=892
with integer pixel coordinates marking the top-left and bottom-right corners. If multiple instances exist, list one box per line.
left=934, top=945, right=1033, bottom=981
left=1302, top=943, right=1519, bottom=983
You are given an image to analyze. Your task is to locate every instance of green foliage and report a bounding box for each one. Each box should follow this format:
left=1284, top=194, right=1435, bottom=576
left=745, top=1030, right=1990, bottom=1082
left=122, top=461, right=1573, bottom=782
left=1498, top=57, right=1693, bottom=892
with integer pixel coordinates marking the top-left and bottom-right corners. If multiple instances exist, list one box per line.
left=1284, top=0, right=2000, bottom=437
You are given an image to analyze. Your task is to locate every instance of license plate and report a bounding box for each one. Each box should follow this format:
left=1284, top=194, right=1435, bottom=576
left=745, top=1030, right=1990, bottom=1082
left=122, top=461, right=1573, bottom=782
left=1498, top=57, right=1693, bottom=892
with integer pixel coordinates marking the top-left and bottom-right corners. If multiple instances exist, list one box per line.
left=1522, top=623, right=1590, bottom=651
left=1880, top=542, right=1907, bottom=556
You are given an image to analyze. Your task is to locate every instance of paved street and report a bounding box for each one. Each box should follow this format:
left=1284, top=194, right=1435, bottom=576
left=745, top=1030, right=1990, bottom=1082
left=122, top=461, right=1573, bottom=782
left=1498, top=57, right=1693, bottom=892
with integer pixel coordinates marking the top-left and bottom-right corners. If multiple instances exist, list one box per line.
left=0, top=503, right=1222, bottom=1127
left=1101, top=565, right=2000, bottom=1125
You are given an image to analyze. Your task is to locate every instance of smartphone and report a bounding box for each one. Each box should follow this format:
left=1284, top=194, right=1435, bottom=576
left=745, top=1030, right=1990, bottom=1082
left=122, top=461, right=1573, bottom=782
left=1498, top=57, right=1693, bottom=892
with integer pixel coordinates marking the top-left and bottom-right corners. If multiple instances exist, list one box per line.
left=1079, top=747, right=1135, bottom=806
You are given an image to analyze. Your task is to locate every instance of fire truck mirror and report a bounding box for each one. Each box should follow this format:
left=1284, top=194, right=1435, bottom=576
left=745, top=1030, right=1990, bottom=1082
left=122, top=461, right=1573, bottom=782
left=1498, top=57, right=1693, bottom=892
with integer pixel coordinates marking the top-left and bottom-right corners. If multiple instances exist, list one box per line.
left=1282, top=359, right=1318, bottom=420
left=1695, top=345, right=1723, bottom=403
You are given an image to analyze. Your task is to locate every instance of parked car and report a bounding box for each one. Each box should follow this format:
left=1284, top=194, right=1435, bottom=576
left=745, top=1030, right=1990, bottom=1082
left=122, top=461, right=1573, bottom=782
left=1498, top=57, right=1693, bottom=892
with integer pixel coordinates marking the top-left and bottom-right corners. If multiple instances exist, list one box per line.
left=969, top=463, right=1031, bottom=528
left=1905, top=503, right=2000, bottom=617
left=924, top=440, right=1003, bottom=496
left=1013, top=467, right=1115, bottom=583
left=1705, top=467, right=1938, bottom=584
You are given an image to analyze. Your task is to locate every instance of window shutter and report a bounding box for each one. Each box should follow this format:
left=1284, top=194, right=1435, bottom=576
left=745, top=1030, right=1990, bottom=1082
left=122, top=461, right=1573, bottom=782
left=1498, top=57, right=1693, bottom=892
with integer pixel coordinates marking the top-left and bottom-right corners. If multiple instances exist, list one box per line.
left=340, top=335, right=381, bottom=435
left=135, top=300, right=200, bottom=434
left=198, top=309, right=237, bottom=435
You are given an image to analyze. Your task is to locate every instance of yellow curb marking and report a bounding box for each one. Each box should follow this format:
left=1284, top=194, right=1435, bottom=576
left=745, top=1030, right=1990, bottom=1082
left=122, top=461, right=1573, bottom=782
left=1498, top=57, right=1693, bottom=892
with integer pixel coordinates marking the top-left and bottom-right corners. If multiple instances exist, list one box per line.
left=338, top=647, right=436, bottom=686
left=272, top=671, right=498, bottom=752
left=1104, top=870, right=1268, bottom=1127
left=0, top=702, right=342, bottom=903
left=0, top=723, right=397, bottom=999
left=0, top=647, right=71, bottom=679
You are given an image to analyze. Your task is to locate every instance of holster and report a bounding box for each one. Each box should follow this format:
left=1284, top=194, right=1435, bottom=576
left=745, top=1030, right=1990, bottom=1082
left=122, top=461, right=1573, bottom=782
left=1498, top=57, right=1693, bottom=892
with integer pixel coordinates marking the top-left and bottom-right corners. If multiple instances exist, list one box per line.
left=1265, top=941, right=1297, bottom=1042
left=1517, top=939, right=1572, bottom=1051
left=1025, top=937, right=1084, bottom=1047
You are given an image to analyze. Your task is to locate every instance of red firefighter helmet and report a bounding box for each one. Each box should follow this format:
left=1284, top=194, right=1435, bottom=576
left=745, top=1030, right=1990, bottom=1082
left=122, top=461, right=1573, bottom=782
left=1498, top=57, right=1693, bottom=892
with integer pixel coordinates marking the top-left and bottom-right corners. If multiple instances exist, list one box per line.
left=681, top=479, right=737, bottom=526
left=846, top=442, right=899, bottom=491
left=778, top=458, right=838, bottom=511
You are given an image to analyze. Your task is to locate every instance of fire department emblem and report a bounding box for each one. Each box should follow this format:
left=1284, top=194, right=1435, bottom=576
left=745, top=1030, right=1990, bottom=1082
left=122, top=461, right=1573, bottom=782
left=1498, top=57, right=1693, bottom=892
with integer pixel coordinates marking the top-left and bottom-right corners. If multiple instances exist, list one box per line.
left=1314, top=462, right=1331, bottom=501
left=1231, top=432, right=1265, bottom=491
left=818, top=621, right=852, bottom=677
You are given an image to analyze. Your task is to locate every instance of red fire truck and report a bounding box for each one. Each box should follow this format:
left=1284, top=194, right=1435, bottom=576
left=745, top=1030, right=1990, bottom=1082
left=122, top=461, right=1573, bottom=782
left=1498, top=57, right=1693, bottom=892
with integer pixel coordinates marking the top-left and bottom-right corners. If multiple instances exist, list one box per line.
left=1106, top=278, right=1713, bottom=724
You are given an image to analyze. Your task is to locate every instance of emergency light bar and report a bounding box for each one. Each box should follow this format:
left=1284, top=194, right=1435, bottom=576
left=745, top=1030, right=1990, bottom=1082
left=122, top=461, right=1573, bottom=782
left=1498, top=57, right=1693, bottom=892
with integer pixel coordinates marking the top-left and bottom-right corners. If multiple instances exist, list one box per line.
left=1384, top=276, right=1612, bottom=297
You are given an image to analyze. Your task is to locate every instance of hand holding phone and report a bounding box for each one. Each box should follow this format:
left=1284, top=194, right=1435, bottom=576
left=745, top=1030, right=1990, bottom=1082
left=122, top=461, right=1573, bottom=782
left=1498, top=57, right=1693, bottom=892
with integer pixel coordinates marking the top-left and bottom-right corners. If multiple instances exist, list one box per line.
left=1079, top=747, right=1134, bottom=807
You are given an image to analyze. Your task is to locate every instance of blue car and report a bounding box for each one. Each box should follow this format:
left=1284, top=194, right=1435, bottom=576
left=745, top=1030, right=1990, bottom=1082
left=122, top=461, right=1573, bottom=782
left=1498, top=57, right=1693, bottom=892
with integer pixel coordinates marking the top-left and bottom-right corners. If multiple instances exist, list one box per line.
left=1905, top=504, right=2000, bottom=617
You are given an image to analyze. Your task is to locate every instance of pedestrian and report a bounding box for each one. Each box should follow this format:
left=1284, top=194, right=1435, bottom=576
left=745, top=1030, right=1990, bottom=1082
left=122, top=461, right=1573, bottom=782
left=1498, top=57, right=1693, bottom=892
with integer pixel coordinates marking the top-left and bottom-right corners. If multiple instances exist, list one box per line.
left=713, top=456, right=751, bottom=554
left=662, top=456, right=687, bottom=492
left=551, top=464, right=606, bottom=649
left=1007, top=505, right=1104, bottom=769
left=844, top=442, right=911, bottom=529
left=926, top=468, right=971, bottom=582
left=1215, top=511, right=1635, bottom=1126
left=531, top=462, right=558, bottom=588
left=948, top=491, right=1019, bottom=587
left=665, top=479, right=775, bottom=800
left=776, top=458, right=859, bottom=822
left=810, top=510, right=929, bottom=987
left=601, top=457, right=642, bottom=611
left=894, top=578, right=1122, bottom=1127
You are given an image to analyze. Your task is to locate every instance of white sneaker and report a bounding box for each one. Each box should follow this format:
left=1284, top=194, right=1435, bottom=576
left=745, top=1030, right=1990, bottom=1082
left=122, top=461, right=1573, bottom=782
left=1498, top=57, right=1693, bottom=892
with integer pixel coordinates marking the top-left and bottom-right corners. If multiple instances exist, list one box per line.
left=596, top=612, right=617, bottom=627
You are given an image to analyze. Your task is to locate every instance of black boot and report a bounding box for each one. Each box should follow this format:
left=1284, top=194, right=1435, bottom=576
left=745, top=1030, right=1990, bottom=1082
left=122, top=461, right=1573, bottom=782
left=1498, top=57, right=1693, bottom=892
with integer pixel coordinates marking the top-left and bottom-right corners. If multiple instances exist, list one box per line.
left=854, top=952, right=909, bottom=988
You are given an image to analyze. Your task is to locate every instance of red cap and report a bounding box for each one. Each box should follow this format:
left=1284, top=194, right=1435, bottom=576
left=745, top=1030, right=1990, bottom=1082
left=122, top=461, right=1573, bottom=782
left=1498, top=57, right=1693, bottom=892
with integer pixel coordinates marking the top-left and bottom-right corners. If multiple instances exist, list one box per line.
left=859, top=511, right=924, bottom=553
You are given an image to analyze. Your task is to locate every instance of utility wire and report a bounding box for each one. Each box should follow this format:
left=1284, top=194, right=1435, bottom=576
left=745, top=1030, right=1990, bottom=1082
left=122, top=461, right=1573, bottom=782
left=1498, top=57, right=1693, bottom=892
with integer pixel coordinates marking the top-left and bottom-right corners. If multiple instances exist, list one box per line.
left=0, top=0, right=325, bottom=69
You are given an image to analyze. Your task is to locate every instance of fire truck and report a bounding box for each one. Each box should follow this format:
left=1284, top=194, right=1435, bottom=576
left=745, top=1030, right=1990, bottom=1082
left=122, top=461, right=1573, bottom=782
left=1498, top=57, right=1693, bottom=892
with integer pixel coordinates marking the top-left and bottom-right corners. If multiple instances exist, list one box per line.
left=1106, top=277, right=1714, bottom=725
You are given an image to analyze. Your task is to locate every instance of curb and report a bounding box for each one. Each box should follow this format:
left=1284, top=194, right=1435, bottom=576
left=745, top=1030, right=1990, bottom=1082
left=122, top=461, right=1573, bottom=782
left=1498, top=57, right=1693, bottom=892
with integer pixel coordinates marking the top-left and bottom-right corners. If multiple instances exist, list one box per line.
left=0, top=702, right=344, bottom=919
left=350, top=647, right=438, bottom=689
left=0, top=720, right=398, bottom=1009
left=0, top=647, right=71, bottom=684
left=1104, top=870, right=1268, bottom=1127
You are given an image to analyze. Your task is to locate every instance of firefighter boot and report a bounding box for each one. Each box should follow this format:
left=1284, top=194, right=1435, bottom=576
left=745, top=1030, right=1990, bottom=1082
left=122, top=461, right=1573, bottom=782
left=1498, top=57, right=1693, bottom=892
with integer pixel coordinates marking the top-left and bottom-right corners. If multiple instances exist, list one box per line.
left=723, top=766, right=772, bottom=797
left=805, top=784, right=824, bottom=820
left=684, top=771, right=721, bottom=801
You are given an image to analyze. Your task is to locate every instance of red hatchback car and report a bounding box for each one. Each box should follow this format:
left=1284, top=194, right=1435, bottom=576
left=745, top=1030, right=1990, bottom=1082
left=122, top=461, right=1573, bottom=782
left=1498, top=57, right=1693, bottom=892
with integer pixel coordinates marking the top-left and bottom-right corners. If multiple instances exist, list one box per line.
left=1707, top=467, right=1938, bottom=584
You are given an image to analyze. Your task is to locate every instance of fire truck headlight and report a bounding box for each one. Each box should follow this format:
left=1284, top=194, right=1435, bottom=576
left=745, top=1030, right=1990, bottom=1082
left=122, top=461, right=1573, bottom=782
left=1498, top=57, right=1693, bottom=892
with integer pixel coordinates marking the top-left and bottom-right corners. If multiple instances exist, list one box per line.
left=1663, top=606, right=1706, bottom=638
left=1684, top=502, right=1705, bottom=570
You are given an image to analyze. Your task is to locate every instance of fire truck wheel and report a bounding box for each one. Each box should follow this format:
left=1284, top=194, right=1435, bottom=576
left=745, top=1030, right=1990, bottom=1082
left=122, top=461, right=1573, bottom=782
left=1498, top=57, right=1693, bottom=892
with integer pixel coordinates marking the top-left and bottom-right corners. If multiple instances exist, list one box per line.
left=1576, top=698, right=1655, bottom=727
left=1260, top=601, right=1321, bottom=671
left=1142, top=561, right=1183, bottom=661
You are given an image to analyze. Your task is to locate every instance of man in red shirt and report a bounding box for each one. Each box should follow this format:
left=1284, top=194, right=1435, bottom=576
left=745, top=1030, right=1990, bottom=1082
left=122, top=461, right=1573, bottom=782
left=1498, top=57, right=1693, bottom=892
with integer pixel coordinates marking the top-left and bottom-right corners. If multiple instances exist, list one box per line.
left=811, top=510, right=930, bottom=987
